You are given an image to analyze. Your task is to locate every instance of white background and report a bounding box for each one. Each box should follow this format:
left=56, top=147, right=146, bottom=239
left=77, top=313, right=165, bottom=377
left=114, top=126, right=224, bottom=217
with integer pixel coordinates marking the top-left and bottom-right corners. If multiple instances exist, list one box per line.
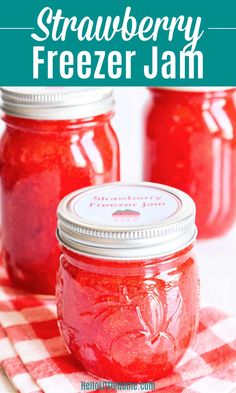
left=113, top=87, right=236, bottom=316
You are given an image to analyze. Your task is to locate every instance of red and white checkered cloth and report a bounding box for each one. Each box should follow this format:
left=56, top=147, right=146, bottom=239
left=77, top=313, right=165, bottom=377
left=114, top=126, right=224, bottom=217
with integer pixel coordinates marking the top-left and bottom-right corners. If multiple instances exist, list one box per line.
left=0, top=264, right=236, bottom=393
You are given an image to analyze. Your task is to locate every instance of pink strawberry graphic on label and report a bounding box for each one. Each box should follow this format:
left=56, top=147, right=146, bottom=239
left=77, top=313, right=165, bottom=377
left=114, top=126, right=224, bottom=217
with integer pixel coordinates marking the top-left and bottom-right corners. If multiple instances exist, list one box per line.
left=112, top=209, right=140, bottom=222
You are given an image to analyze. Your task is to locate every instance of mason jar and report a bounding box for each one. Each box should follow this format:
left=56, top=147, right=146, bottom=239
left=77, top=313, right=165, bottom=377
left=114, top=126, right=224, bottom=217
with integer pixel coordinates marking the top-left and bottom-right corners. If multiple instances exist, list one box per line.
left=56, top=182, right=199, bottom=382
left=0, top=87, right=120, bottom=294
left=143, top=87, right=236, bottom=239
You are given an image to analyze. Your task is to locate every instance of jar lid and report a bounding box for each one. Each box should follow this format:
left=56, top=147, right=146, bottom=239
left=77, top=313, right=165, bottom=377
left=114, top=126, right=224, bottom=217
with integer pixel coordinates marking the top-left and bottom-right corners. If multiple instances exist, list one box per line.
left=0, top=87, right=114, bottom=120
left=152, top=86, right=234, bottom=92
left=57, top=182, right=197, bottom=260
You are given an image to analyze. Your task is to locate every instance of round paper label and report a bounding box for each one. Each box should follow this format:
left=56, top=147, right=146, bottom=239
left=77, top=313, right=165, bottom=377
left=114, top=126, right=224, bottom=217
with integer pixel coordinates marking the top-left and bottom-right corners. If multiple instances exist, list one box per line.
left=73, top=185, right=181, bottom=227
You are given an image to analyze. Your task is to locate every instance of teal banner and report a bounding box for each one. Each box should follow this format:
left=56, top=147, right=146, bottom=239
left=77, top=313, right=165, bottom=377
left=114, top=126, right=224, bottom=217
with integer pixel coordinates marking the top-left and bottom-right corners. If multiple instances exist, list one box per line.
left=0, top=0, right=236, bottom=85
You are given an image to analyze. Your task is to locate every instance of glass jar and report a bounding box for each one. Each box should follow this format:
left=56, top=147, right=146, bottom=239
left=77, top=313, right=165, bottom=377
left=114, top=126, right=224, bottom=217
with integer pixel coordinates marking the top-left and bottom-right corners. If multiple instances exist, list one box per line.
left=0, top=87, right=120, bottom=294
left=143, top=87, right=236, bottom=239
left=56, top=182, right=199, bottom=382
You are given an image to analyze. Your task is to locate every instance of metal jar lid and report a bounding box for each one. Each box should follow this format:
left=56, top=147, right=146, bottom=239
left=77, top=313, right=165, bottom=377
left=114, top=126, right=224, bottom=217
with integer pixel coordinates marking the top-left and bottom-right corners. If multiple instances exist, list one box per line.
left=57, top=182, right=197, bottom=260
left=0, top=87, right=114, bottom=120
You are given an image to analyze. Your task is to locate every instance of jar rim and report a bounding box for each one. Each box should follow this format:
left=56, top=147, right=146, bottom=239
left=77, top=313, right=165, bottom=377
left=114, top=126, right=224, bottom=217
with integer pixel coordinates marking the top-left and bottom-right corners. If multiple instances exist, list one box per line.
left=1, top=87, right=114, bottom=120
left=60, top=244, right=194, bottom=276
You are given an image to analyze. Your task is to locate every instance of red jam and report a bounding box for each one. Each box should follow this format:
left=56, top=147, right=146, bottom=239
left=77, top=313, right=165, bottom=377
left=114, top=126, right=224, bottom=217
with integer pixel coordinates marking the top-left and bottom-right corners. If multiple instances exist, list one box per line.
left=143, top=88, right=236, bottom=239
left=56, top=183, right=198, bottom=382
left=57, top=246, right=198, bottom=382
left=0, top=88, right=120, bottom=294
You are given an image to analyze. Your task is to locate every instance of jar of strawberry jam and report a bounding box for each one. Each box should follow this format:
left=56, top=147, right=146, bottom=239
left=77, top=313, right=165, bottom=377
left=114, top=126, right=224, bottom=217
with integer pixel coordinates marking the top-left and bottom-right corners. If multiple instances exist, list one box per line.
left=0, top=87, right=120, bottom=294
left=56, top=182, right=199, bottom=382
left=143, top=87, right=236, bottom=239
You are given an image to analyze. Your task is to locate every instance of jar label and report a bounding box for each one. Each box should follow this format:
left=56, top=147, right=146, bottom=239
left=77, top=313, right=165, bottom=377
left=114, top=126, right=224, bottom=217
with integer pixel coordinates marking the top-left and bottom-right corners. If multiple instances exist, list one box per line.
left=73, top=185, right=181, bottom=227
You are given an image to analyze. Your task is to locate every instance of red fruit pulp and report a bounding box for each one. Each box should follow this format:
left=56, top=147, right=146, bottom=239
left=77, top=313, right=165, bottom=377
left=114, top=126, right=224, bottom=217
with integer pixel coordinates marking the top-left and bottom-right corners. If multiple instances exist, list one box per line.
left=143, top=88, right=236, bottom=238
left=57, top=245, right=199, bottom=382
left=0, top=114, right=120, bottom=294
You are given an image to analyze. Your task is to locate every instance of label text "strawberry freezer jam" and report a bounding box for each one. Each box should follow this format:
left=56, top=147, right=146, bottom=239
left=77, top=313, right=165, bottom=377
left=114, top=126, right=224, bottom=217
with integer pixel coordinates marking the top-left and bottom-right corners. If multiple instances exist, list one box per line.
left=32, top=7, right=204, bottom=81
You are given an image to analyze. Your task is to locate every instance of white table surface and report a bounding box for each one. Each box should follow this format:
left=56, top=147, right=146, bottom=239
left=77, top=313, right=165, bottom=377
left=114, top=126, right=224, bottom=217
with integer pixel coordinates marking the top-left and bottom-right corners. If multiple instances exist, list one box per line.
left=196, top=224, right=236, bottom=316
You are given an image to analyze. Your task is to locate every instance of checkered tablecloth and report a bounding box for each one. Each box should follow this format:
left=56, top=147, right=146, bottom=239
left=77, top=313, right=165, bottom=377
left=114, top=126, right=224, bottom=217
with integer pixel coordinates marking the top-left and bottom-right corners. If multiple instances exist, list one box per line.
left=0, top=264, right=236, bottom=393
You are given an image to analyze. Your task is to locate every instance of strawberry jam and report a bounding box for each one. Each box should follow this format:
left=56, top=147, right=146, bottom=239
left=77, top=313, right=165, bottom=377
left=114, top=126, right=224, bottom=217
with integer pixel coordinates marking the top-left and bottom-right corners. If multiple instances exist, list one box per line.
left=143, top=88, right=236, bottom=239
left=0, top=88, right=120, bottom=294
left=56, top=183, right=199, bottom=382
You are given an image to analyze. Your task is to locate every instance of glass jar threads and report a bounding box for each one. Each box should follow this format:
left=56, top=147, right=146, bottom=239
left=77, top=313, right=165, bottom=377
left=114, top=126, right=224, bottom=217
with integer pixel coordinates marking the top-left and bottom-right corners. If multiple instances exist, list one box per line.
left=56, top=182, right=199, bottom=382
left=0, top=87, right=120, bottom=294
